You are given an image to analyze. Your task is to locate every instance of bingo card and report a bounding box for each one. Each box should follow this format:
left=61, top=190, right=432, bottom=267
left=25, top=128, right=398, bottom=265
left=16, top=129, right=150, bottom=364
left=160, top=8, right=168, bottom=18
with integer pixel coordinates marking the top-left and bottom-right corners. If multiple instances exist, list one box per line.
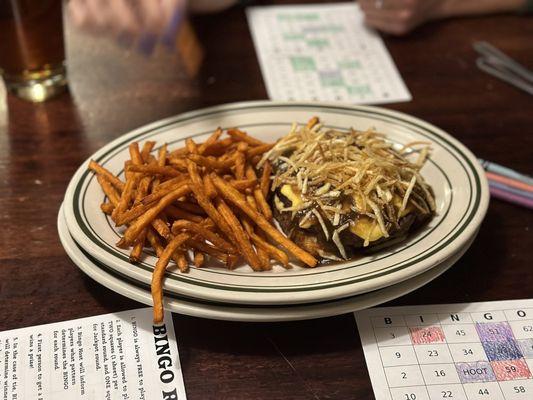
left=246, top=3, right=411, bottom=105
left=355, top=299, right=533, bottom=400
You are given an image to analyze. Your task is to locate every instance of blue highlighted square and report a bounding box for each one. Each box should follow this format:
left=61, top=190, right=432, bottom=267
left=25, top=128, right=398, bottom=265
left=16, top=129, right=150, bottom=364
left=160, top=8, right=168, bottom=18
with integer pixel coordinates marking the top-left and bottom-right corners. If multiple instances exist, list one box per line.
left=482, top=340, right=523, bottom=361
left=476, top=322, right=514, bottom=342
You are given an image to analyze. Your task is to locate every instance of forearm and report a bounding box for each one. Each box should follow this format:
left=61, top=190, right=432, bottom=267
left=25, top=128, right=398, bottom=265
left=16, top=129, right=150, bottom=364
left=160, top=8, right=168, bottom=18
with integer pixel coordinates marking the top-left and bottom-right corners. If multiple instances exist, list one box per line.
left=435, top=0, right=527, bottom=18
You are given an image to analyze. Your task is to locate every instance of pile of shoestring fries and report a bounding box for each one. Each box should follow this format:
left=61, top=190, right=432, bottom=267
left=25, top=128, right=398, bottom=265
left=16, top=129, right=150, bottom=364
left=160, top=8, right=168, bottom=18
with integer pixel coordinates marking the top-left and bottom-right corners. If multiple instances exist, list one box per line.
left=88, top=128, right=317, bottom=323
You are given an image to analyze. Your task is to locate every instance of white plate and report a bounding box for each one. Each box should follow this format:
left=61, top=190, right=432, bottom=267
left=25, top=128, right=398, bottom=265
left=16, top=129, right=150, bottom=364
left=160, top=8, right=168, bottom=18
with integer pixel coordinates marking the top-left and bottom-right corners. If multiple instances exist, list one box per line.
left=58, top=203, right=475, bottom=322
left=63, top=101, right=488, bottom=305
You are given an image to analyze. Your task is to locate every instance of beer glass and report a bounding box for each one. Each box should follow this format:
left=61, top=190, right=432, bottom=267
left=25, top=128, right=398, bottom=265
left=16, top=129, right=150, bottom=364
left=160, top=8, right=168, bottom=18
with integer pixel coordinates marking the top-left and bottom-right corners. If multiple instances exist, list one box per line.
left=0, top=0, right=67, bottom=102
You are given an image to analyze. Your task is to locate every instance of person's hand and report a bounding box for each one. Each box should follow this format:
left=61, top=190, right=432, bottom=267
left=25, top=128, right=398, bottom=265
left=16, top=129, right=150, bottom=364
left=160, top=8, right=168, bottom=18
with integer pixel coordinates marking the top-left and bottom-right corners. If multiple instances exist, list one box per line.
left=358, top=0, right=527, bottom=36
left=358, top=0, right=446, bottom=35
left=68, top=0, right=187, bottom=53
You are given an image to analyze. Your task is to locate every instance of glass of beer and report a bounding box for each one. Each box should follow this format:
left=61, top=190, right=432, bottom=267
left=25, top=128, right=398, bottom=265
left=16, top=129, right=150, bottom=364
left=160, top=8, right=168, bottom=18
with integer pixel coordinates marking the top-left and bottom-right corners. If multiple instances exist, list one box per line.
left=0, top=0, right=67, bottom=102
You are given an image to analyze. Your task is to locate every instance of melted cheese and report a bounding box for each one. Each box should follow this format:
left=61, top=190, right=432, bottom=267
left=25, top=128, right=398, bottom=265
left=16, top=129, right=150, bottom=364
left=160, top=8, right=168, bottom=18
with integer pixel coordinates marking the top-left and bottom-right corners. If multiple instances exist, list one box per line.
left=393, top=195, right=413, bottom=218
left=350, top=216, right=384, bottom=242
left=281, top=184, right=302, bottom=207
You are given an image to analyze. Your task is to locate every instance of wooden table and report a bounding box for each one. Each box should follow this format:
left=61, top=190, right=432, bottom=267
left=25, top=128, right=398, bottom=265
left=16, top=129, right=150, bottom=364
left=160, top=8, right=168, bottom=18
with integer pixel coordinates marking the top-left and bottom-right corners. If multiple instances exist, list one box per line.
left=1, top=2, right=532, bottom=399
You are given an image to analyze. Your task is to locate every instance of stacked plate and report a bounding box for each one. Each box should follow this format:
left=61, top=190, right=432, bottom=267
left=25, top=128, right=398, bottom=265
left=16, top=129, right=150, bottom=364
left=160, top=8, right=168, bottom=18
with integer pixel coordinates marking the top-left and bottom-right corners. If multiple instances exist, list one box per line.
left=59, top=101, right=489, bottom=322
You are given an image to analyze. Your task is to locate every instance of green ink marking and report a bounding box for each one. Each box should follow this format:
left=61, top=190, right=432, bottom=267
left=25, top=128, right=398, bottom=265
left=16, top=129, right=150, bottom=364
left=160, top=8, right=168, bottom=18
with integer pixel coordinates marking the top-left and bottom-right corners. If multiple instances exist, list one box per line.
left=339, top=60, right=362, bottom=69
left=320, top=75, right=344, bottom=87
left=283, top=33, right=305, bottom=41
left=306, top=38, right=329, bottom=48
left=348, top=85, right=372, bottom=95
left=277, top=13, right=319, bottom=22
left=290, top=56, right=316, bottom=72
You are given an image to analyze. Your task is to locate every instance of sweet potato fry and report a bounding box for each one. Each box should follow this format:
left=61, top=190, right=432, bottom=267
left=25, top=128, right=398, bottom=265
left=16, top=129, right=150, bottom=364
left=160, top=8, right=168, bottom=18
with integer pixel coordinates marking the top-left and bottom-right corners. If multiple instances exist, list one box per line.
left=306, top=116, right=319, bottom=130
left=186, top=240, right=227, bottom=265
left=250, top=231, right=290, bottom=268
left=198, top=128, right=222, bottom=155
left=260, top=161, right=272, bottom=198
left=201, top=137, right=233, bottom=156
left=236, top=141, right=248, bottom=152
left=188, top=154, right=235, bottom=170
left=235, top=152, right=246, bottom=180
left=169, top=147, right=188, bottom=158
left=242, top=218, right=271, bottom=271
left=129, top=142, right=143, bottom=165
left=112, top=168, right=139, bottom=220
left=127, top=165, right=181, bottom=177
left=157, top=143, right=167, bottom=166
left=130, top=229, right=147, bottom=262
left=100, top=202, right=114, bottom=215
left=227, top=128, right=266, bottom=146
left=210, top=174, right=317, bottom=267
left=254, top=189, right=273, bottom=220
left=152, top=143, right=168, bottom=187
left=146, top=228, right=164, bottom=255
left=174, top=248, right=189, bottom=273
left=187, top=160, right=234, bottom=230
left=115, top=201, right=154, bottom=226
left=152, top=232, right=190, bottom=323
left=171, top=220, right=236, bottom=253
left=189, top=182, right=236, bottom=243
left=132, top=148, right=154, bottom=217
left=135, top=175, right=153, bottom=205
left=203, top=175, right=217, bottom=199
left=167, top=157, right=188, bottom=171
left=122, top=184, right=191, bottom=245
left=216, top=198, right=262, bottom=271
left=141, top=141, right=156, bottom=163
left=246, top=165, right=272, bottom=220
left=193, top=251, right=205, bottom=268
left=89, top=160, right=125, bottom=191
left=151, top=217, right=171, bottom=240
left=165, top=205, right=204, bottom=223
left=156, top=176, right=187, bottom=191
left=246, top=143, right=274, bottom=158
left=229, top=178, right=257, bottom=190
left=97, top=175, right=120, bottom=206
left=185, top=138, right=198, bottom=154
left=174, top=201, right=206, bottom=215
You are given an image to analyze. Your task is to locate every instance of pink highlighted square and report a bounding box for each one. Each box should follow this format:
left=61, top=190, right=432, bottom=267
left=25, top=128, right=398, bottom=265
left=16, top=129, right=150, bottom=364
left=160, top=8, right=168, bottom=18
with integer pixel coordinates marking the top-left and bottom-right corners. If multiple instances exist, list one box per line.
left=491, top=359, right=532, bottom=381
left=409, top=326, right=446, bottom=344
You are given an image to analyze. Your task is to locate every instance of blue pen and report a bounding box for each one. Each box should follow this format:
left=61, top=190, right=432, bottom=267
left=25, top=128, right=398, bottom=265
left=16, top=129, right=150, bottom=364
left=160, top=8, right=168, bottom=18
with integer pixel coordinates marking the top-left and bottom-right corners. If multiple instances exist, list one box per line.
left=478, top=158, right=533, bottom=186
left=161, top=7, right=184, bottom=49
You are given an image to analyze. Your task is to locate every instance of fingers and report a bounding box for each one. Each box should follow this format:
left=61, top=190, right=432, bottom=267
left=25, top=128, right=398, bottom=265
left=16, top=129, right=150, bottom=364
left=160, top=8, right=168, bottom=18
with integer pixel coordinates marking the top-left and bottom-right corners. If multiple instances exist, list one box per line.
left=363, top=14, right=415, bottom=35
left=358, top=0, right=432, bottom=35
left=359, top=0, right=409, bottom=11
left=68, top=0, right=187, bottom=48
left=160, top=0, right=187, bottom=46
left=362, top=8, right=420, bottom=35
left=109, top=0, right=140, bottom=35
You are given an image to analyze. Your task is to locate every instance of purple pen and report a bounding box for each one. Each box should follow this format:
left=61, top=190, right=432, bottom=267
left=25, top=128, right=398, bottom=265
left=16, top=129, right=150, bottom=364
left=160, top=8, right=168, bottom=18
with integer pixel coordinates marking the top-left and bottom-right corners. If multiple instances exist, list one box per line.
left=489, top=186, right=533, bottom=210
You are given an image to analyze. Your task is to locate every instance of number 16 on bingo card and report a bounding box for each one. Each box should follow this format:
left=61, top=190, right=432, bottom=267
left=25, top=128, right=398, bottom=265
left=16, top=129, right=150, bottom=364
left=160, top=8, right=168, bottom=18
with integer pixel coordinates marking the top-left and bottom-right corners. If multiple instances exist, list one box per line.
left=355, top=301, right=533, bottom=400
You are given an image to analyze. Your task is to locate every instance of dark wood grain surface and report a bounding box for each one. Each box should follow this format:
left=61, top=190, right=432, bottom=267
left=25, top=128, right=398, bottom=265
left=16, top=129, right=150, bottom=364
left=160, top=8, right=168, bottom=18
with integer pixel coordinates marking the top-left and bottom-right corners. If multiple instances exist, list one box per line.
left=1, top=2, right=532, bottom=399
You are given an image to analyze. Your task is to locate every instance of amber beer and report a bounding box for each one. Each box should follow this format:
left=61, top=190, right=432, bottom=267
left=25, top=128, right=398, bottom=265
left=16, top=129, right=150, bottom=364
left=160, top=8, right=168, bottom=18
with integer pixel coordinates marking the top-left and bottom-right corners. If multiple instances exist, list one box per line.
left=0, top=0, right=66, bottom=101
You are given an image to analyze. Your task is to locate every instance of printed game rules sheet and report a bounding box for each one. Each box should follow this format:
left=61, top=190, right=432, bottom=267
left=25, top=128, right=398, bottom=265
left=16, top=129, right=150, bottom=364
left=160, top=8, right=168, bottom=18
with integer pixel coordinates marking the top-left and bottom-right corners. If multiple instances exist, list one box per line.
left=355, top=299, right=533, bottom=400
left=0, top=308, right=187, bottom=399
left=246, top=3, right=411, bottom=105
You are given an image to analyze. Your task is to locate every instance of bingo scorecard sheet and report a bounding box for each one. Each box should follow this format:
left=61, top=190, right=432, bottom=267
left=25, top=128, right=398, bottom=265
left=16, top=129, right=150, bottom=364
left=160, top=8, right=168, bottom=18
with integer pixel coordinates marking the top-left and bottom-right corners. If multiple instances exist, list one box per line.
left=355, top=299, right=533, bottom=400
left=246, top=3, right=411, bottom=105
